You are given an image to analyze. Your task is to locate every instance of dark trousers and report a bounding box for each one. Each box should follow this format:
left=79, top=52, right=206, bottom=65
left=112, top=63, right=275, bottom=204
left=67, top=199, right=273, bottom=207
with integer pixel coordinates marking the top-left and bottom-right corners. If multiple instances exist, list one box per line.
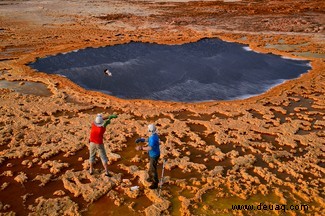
left=149, top=155, right=160, bottom=184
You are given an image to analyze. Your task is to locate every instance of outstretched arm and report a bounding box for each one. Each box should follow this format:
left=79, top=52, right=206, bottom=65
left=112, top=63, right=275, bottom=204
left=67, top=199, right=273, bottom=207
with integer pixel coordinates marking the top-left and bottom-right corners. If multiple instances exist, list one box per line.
left=135, top=137, right=152, bottom=151
left=108, top=114, right=118, bottom=120
left=135, top=138, right=148, bottom=143
left=103, top=114, right=118, bottom=127
left=136, top=145, right=152, bottom=151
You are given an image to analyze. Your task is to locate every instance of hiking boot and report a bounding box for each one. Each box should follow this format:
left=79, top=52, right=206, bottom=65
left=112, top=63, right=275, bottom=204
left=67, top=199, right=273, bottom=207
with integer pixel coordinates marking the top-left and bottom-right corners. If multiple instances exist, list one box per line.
left=149, top=183, right=158, bottom=189
left=105, top=172, right=112, bottom=177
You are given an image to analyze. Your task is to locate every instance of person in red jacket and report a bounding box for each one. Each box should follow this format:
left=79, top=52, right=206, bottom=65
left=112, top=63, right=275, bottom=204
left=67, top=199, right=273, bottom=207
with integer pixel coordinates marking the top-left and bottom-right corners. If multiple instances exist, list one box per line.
left=89, top=113, right=117, bottom=177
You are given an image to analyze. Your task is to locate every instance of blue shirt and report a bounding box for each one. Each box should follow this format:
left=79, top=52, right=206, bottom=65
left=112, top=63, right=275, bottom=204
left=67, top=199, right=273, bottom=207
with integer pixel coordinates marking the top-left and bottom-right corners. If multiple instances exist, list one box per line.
left=148, top=133, right=160, bottom=158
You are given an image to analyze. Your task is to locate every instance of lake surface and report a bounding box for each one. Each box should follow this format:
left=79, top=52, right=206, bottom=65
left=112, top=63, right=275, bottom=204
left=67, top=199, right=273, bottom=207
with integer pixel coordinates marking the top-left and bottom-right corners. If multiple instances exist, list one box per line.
left=29, top=39, right=311, bottom=102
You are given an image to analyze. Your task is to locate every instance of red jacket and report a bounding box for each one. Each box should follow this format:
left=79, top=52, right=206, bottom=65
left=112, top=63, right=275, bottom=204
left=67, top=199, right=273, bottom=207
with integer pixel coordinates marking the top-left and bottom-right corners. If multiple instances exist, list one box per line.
left=89, top=123, right=106, bottom=144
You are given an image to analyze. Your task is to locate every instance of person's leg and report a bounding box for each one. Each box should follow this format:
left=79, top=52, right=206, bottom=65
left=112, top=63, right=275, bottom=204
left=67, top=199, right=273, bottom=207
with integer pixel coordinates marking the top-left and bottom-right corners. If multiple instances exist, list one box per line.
left=149, top=156, right=159, bottom=189
left=98, top=144, right=111, bottom=176
left=147, top=155, right=154, bottom=182
left=89, top=142, right=97, bottom=174
left=152, top=157, right=159, bottom=184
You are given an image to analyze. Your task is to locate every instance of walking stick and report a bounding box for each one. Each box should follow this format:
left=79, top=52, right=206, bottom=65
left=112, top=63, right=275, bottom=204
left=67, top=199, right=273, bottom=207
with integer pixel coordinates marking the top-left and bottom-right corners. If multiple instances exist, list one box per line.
left=159, top=158, right=167, bottom=197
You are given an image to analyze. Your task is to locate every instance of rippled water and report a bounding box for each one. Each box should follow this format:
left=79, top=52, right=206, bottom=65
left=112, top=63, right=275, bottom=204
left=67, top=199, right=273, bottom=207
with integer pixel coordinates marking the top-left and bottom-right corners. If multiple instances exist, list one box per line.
left=29, top=39, right=311, bottom=102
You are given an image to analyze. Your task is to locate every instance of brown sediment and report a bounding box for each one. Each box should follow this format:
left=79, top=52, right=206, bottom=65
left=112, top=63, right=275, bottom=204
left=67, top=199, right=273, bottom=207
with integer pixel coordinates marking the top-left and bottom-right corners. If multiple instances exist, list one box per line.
left=0, top=0, right=324, bottom=215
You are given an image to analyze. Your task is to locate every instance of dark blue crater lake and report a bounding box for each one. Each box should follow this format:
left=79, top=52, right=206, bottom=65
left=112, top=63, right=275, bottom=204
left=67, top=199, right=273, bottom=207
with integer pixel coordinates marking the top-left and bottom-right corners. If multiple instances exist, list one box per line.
left=29, top=39, right=311, bottom=102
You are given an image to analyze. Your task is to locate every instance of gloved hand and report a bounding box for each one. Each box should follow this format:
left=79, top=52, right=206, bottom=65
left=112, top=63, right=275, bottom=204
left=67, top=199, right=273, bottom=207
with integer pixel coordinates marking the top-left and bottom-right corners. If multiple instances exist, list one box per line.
left=109, top=114, right=118, bottom=120
left=135, top=138, right=145, bottom=143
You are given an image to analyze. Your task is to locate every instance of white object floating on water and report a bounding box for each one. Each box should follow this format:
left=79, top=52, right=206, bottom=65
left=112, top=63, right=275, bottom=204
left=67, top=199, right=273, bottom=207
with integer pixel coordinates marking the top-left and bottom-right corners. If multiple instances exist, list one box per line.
left=242, top=46, right=252, bottom=51
left=130, top=186, right=139, bottom=191
left=104, top=69, right=112, bottom=76
left=56, top=74, right=67, bottom=78
left=242, top=46, right=260, bottom=53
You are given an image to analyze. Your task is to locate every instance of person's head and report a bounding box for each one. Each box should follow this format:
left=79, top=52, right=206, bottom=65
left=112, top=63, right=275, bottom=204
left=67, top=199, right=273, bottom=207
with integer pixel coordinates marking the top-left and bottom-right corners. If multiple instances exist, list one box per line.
left=148, top=124, right=157, bottom=134
left=95, top=114, right=104, bottom=126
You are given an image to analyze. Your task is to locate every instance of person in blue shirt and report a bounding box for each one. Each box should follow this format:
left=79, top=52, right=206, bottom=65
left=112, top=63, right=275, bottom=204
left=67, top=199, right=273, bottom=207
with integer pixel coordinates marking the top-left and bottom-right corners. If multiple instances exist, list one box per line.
left=135, top=124, right=160, bottom=189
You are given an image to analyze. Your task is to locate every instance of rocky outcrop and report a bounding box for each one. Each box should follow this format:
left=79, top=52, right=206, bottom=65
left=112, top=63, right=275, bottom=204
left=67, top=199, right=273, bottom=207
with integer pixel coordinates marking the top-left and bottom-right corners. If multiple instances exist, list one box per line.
left=28, top=196, right=80, bottom=216
left=62, top=170, right=118, bottom=203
